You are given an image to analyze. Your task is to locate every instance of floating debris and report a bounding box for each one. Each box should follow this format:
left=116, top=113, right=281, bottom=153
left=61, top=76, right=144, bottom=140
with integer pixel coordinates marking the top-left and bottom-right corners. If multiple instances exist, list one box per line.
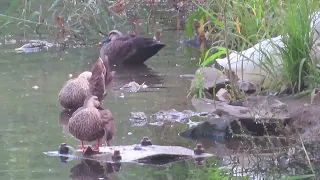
left=151, top=109, right=207, bottom=123
left=120, top=81, right=148, bottom=92
left=14, top=40, right=55, bottom=53
left=32, top=85, right=39, bottom=90
left=129, top=112, right=148, bottom=126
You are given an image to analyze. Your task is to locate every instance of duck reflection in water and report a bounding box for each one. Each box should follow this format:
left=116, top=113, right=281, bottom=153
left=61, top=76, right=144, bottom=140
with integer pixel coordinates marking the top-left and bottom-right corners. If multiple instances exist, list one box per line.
left=58, top=107, right=115, bottom=148
left=92, top=62, right=165, bottom=90
left=69, top=159, right=121, bottom=180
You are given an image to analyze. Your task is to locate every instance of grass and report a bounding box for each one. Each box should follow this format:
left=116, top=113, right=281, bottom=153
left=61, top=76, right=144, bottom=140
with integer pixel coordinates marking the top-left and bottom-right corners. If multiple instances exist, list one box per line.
left=188, top=0, right=320, bottom=97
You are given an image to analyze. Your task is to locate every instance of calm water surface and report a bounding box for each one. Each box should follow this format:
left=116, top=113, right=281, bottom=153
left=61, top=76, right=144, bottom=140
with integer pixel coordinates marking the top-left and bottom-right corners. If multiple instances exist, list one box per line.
left=0, top=27, right=206, bottom=179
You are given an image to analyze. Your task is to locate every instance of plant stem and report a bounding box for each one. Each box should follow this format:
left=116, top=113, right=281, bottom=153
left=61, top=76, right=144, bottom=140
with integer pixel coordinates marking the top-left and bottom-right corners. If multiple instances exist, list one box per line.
left=223, top=1, right=237, bottom=98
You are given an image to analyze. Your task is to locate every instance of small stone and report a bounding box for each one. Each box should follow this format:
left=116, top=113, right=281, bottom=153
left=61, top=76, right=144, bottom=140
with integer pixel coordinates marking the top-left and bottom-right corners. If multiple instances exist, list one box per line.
left=216, top=88, right=231, bottom=102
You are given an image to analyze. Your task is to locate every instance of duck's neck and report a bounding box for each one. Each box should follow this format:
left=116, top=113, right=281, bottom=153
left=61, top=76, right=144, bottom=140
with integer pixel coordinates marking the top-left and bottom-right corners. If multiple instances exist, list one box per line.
left=84, top=98, right=95, bottom=108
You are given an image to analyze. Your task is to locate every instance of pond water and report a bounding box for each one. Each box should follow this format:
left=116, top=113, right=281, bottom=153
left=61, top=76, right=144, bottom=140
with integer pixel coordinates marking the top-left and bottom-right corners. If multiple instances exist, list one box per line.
left=0, top=25, right=207, bottom=179
left=0, top=1, right=319, bottom=180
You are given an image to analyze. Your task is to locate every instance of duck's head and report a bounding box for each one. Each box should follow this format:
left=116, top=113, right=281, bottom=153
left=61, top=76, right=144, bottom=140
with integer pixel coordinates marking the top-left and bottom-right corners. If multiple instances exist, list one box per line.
left=84, top=95, right=100, bottom=108
left=99, top=30, right=123, bottom=46
left=78, top=71, right=92, bottom=81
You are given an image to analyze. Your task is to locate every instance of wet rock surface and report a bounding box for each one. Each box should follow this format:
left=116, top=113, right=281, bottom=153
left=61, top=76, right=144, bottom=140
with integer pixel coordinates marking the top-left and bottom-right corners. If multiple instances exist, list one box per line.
left=44, top=144, right=213, bottom=165
left=182, top=96, right=292, bottom=140
left=184, top=94, right=320, bottom=142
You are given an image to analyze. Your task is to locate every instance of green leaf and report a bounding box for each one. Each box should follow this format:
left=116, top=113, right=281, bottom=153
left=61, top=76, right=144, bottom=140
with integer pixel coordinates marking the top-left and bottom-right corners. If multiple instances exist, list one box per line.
left=201, top=47, right=227, bottom=67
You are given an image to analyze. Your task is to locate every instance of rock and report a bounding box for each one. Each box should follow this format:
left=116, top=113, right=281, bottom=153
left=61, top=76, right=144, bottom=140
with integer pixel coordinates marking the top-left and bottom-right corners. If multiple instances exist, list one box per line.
left=179, top=110, right=235, bottom=139
left=192, top=96, right=290, bottom=120
left=236, top=80, right=257, bottom=94
left=190, top=67, right=230, bottom=99
left=44, top=144, right=213, bottom=165
left=186, top=96, right=292, bottom=140
left=216, top=88, right=231, bottom=102
left=269, top=99, right=288, bottom=114
left=129, top=112, right=148, bottom=126
left=151, top=109, right=206, bottom=123
left=288, top=104, right=320, bottom=142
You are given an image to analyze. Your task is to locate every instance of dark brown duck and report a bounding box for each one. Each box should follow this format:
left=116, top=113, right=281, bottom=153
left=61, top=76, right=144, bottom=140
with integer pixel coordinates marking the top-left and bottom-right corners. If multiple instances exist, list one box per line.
left=68, top=95, right=115, bottom=151
left=99, top=30, right=166, bottom=66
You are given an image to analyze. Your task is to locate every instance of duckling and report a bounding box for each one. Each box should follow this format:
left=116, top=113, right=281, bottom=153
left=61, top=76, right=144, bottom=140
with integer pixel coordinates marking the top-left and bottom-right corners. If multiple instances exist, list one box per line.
left=58, top=71, right=92, bottom=109
left=68, top=95, right=114, bottom=151
left=99, top=106, right=115, bottom=146
left=99, top=29, right=166, bottom=66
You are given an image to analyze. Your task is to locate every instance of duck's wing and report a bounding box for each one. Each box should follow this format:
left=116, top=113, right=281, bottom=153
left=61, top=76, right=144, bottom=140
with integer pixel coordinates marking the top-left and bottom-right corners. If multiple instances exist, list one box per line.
left=100, top=36, right=137, bottom=65
left=60, top=78, right=74, bottom=89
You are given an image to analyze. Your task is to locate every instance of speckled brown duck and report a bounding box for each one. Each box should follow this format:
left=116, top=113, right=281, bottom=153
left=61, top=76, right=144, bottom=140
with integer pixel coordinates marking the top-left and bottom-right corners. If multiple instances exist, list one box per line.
left=58, top=57, right=114, bottom=109
left=58, top=71, right=92, bottom=109
left=99, top=30, right=166, bottom=66
left=68, top=95, right=115, bottom=151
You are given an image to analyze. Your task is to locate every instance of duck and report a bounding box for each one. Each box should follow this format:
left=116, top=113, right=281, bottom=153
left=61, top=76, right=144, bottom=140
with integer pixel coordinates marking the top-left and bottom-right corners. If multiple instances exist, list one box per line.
left=99, top=30, right=166, bottom=66
left=58, top=57, right=114, bottom=109
left=58, top=71, right=92, bottom=109
left=68, top=95, right=115, bottom=151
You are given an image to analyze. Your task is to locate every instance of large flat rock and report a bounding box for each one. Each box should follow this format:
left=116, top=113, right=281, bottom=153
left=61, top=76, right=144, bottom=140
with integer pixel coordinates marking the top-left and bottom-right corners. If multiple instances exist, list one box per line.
left=44, top=144, right=213, bottom=164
